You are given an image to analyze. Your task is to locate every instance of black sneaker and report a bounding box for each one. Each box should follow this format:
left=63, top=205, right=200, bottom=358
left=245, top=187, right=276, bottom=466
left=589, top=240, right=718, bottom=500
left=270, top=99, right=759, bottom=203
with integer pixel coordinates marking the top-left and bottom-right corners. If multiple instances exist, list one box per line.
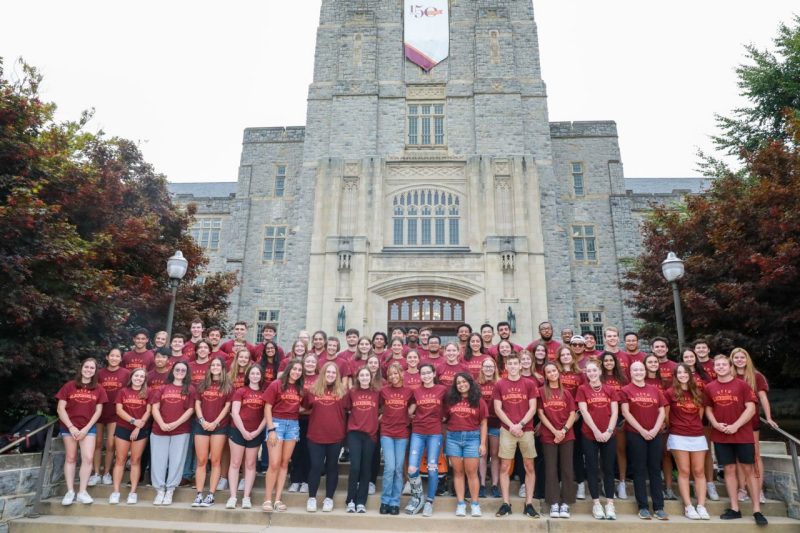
left=754, top=512, right=768, bottom=526
left=523, top=503, right=540, bottom=518
left=379, top=503, right=390, bottom=515
left=495, top=502, right=512, bottom=517
left=389, top=505, right=400, bottom=515
left=720, top=508, right=742, bottom=520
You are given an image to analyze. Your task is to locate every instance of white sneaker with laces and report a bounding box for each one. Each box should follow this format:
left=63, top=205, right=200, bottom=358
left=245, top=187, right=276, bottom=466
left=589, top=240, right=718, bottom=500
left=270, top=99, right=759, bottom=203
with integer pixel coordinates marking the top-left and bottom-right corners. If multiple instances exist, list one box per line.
left=592, top=502, right=605, bottom=519
left=162, top=489, right=174, bottom=506
left=685, top=504, right=701, bottom=520
left=559, top=503, right=570, bottom=518
left=706, top=482, right=720, bottom=501
left=422, top=501, right=433, bottom=517
left=108, top=492, right=120, bottom=505
left=288, top=482, right=300, bottom=493
left=738, top=488, right=749, bottom=502
left=368, top=482, right=376, bottom=495
left=550, top=503, right=560, bottom=518
left=300, top=482, right=309, bottom=493
left=126, top=492, right=138, bottom=505
left=242, top=496, right=252, bottom=509
left=61, top=490, right=75, bottom=506
left=322, top=498, right=334, bottom=512
left=470, top=502, right=482, bottom=517
left=76, top=491, right=94, bottom=504
left=153, top=490, right=165, bottom=506
left=760, top=491, right=766, bottom=503
left=238, top=478, right=245, bottom=491
left=87, top=474, right=100, bottom=487
left=605, top=501, right=616, bottom=520
left=576, top=482, right=586, bottom=500
left=346, top=501, right=356, bottom=513
left=356, top=504, right=367, bottom=513
left=616, top=481, right=627, bottom=499
left=455, top=502, right=467, bottom=517
left=102, top=473, right=112, bottom=485
left=518, top=483, right=526, bottom=498
left=696, top=504, right=710, bottom=520
left=307, top=497, right=317, bottom=512
left=217, top=478, right=228, bottom=490
left=226, top=497, right=237, bottom=509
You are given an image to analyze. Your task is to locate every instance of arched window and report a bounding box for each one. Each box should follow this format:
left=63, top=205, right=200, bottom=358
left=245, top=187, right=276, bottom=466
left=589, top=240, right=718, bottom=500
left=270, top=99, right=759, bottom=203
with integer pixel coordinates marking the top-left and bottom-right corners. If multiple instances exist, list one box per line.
left=391, top=189, right=460, bottom=247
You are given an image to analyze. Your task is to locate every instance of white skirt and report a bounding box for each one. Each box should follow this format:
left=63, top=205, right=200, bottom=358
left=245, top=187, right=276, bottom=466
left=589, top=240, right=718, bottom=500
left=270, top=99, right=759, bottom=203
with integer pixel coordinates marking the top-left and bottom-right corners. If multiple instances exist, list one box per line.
left=667, top=434, right=709, bottom=452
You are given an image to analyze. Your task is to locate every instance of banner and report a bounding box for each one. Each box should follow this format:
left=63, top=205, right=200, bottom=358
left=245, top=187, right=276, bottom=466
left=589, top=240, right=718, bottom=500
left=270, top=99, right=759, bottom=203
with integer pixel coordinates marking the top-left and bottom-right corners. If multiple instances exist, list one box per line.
left=404, top=1, right=449, bottom=71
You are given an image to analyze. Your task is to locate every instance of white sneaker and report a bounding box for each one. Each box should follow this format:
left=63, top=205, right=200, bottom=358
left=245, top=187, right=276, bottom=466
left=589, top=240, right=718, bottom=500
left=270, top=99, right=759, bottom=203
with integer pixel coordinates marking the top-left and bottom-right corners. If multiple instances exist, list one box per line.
left=455, top=501, right=467, bottom=517
left=616, top=481, right=627, bottom=499
left=307, top=497, right=317, bottom=512
left=550, top=503, right=560, bottom=518
left=87, top=474, right=100, bottom=487
left=102, top=473, right=113, bottom=485
left=696, top=504, right=710, bottom=520
left=288, top=482, right=300, bottom=493
left=576, top=482, right=586, bottom=500
left=61, top=490, right=75, bottom=506
left=162, top=489, right=174, bottom=506
left=738, top=488, right=749, bottom=502
left=422, top=501, right=433, bottom=517
left=368, top=482, right=376, bottom=495
left=242, top=497, right=252, bottom=509
left=322, top=497, right=334, bottom=512
left=760, top=491, right=766, bottom=504
left=592, top=502, right=605, bottom=519
left=238, top=478, right=245, bottom=491
left=346, top=501, right=356, bottom=513
left=402, top=481, right=411, bottom=495
left=605, top=501, right=616, bottom=520
left=356, top=504, right=366, bottom=513
left=226, top=497, right=237, bottom=509
left=126, top=493, right=138, bottom=505
left=685, top=504, right=700, bottom=519
left=217, top=477, right=228, bottom=490
left=108, top=492, right=120, bottom=505
left=300, top=482, right=309, bottom=493
left=153, top=490, right=165, bottom=505
left=470, top=502, right=482, bottom=517
left=559, top=503, right=570, bottom=519
left=76, top=491, right=94, bottom=504
left=518, top=483, right=526, bottom=498
left=706, top=482, right=720, bottom=501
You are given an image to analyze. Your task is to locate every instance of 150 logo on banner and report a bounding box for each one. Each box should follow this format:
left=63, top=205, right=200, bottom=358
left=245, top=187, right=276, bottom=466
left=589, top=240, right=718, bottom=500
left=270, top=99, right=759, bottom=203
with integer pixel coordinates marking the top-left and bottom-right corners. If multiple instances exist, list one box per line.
left=409, top=5, right=445, bottom=18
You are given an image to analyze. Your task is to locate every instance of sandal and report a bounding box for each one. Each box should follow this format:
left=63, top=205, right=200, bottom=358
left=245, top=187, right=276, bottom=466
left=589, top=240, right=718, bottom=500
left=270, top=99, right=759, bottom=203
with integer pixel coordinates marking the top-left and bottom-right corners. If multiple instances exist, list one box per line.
left=262, top=500, right=273, bottom=513
left=275, top=500, right=288, bottom=512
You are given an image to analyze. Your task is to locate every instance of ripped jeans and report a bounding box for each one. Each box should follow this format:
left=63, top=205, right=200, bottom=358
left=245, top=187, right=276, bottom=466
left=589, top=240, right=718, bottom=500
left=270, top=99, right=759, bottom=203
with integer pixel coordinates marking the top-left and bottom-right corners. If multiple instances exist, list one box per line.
left=407, top=432, right=443, bottom=501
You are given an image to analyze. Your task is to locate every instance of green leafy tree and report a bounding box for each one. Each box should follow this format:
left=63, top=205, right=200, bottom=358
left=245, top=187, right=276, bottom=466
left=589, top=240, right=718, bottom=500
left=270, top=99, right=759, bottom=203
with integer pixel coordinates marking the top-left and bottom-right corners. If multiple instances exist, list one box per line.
left=0, top=59, right=237, bottom=426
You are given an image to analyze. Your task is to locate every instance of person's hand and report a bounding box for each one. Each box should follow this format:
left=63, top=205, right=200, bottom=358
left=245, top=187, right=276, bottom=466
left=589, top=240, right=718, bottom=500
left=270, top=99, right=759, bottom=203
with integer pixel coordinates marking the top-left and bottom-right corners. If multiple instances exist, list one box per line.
left=134, top=419, right=145, bottom=429
left=131, top=428, right=140, bottom=441
left=267, top=432, right=278, bottom=448
left=767, top=418, right=779, bottom=429
left=593, top=429, right=605, bottom=442
left=479, top=444, right=486, bottom=457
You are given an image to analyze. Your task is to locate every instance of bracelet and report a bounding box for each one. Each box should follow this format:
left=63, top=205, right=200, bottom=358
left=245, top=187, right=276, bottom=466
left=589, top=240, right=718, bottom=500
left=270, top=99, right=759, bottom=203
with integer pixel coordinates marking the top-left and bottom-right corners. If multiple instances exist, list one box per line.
left=199, top=417, right=206, bottom=424
left=267, top=427, right=276, bottom=433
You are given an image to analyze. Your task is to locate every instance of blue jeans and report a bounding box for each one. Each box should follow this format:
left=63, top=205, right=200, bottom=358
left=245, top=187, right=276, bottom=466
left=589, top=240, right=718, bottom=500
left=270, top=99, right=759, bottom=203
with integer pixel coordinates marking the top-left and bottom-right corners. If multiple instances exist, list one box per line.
left=380, top=436, right=408, bottom=506
left=408, top=432, right=443, bottom=500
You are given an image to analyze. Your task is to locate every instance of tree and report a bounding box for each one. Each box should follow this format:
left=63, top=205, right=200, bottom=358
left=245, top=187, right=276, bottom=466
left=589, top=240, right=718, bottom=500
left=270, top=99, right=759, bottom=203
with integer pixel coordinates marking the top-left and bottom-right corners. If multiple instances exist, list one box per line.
left=0, top=59, right=237, bottom=426
left=623, top=19, right=800, bottom=384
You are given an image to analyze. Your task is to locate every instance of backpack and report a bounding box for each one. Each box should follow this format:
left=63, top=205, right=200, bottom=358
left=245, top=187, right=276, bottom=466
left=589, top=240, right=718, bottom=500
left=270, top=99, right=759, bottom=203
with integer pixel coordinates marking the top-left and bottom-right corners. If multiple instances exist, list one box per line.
left=0, top=414, right=50, bottom=453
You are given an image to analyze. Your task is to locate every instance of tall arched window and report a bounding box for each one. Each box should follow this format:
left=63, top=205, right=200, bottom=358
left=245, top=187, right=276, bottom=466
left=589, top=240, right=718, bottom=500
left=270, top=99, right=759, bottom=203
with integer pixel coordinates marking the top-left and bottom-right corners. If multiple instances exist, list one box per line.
left=392, top=189, right=460, bottom=247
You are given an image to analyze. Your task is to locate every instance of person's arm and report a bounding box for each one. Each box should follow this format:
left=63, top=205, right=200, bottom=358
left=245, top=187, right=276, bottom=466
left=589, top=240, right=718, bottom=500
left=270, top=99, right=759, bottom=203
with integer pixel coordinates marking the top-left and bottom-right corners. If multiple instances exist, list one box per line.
left=606, top=401, right=619, bottom=440
left=726, top=401, right=756, bottom=434
left=195, top=399, right=213, bottom=431
left=264, top=403, right=278, bottom=447
left=758, top=390, right=778, bottom=428
left=232, top=401, right=247, bottom=435
left=648, top=407, right=666, bottom=440
left=620, top=402, right=649, bottom=438
left=479, top=418, right=488, bottom=457
left=173, top=406, right=195, bottom=429
left=578, top=401, right=604, bottom=441
left=210, top=401, right=231, bottom=429
left=56, top=400, right=79, bottom=440
left=493, top=399, right=517, bottom=434
left=151, top=403, right=170, bottom=432
left=76, top=404, right=103, bottom=441
left=407, top=403, right=417, bottom=417
left=537, top=408, right=563, bottom=442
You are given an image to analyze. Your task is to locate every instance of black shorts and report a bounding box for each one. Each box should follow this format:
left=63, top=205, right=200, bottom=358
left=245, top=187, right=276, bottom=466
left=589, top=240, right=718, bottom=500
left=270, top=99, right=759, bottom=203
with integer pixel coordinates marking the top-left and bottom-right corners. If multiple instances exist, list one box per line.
left=114, top=425, right=150, bottom=442
left=228, top=426, right=262, bottom=449
left=714, top=442, right=755, bottom=466
left=193, top=419, right=229, bottom=437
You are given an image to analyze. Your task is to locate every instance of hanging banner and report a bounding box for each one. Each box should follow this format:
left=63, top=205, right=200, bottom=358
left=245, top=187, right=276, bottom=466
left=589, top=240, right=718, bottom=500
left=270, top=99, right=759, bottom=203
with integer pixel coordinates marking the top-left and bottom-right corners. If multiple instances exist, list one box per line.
left=404, top=1, right=449, bottom=71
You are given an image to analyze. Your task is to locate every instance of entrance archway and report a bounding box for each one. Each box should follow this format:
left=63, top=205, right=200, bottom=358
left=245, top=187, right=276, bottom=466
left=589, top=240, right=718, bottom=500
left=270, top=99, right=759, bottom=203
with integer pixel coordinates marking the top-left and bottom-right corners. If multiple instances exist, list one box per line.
left=387, top=296, right=465, bottom=344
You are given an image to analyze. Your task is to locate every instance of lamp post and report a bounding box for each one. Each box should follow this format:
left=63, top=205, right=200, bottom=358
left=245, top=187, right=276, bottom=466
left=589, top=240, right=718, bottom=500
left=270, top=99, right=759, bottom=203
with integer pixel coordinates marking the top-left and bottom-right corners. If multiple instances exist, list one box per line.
left=661, top=251, right=686, bottom=352
left=165, top=251, right=189, bottom=337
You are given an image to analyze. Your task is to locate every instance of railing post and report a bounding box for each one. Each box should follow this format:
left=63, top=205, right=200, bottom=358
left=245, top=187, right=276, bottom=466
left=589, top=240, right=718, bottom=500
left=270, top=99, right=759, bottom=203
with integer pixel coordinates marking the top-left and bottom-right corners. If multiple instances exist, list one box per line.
left=27, top=429, right=54, bottom=518
left=791, top=440, right=800, bottom=505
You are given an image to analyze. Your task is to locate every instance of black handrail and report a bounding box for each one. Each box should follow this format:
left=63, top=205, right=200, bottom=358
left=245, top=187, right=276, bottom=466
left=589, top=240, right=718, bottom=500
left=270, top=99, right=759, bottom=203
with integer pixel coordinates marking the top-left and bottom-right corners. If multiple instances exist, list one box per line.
left=761, top=416, right=800, bottom=505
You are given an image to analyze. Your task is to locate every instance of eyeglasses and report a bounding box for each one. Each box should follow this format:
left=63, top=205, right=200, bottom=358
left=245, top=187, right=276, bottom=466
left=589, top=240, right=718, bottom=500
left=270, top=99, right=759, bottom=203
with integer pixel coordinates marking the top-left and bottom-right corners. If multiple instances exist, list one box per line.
left=173, top=368, right=187, bottom=373
left=570, top=343, right=585, bottom=347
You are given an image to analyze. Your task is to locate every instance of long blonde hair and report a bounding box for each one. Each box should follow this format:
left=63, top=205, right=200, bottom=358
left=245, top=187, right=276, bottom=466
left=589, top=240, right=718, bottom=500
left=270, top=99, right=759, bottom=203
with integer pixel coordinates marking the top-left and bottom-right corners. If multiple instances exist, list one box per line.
left=729, top=347, right=757, bottom=392
left=198, top=356, right=233, bottom=395
left=311, top=362, right=346, bottom=399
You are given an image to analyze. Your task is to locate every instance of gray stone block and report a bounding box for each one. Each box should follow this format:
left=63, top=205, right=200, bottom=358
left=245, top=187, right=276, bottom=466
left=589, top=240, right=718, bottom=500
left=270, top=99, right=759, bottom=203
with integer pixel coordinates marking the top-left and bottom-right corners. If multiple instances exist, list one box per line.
left=17, top=468, right=38, bottom=494
left=0, top=473, right=18, bottom=498
left=1, top=496, right=27, bottom=521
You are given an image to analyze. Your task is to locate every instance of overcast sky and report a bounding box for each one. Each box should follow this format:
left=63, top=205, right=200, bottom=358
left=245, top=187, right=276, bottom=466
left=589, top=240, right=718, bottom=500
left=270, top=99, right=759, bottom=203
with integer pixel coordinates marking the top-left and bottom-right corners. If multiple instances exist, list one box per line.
left=2, top=1, right=796, bottom=182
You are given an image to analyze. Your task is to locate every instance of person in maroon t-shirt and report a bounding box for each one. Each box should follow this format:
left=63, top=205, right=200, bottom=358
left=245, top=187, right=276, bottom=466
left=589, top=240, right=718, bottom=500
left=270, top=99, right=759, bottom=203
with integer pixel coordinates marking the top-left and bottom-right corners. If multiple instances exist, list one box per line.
left=345, top=367, right=381, bottom=513
left=147, top=350, right=172, bottom=393
left=435, top=343, right=469, bottom=387
left=382, top=337, right=408, bottom=377
left=463, top=333, right=490, bottom=380
left=403, top=350, right=422, bottom=390
left=650, top=338, right=678, bottom=501
left=556, top=346, right=586, bottom=499
left=479, top=323, right=495, bottom=352
left=345, top=336, right=372, bottom=376
left=167, top=334, right=188, bottom=369
left=219, top=321, right=257, bottom=358
left=693, top=339, right=716, bottom=380
left=227, top=365, right=267, bottom=509
left=583, top=331, right=603, bottom=359
left=371, top=331, right=389, bottom=362
left=93, top=348, right=131, bottom=487
left=623, top=332, right=648, bottom=365
left=680, top=348, right=712, bottom=388
left=379, top=363, right=414, bottom=515
left=337, top=328, right=361, bottom=360
left=421, top=335, right=443, bottom=365
left=317, top=337, right=351, bottom=388
left=538, top=362, right=577, bottom=518
left=705, top=354, right=765, bottom=525
left=122, top=328, right=154, bottom=372
left=620, top=361, right=668, bottom=520
left=182, top=317, right=204, bottom=362
left=308, top=330, right=328, bottom=359
left=488, top=320, right=523, bottom=358
left=525, top=321, right=561, bottom=362
left=263, top=359, right=304, bottom=512
left=478, top=357, right=501, bottom=497
left=192, top=357, right=233, bottom=507
left=205, top=326, right=224, bottom=357
left=260, top=340, right=282, bottom=386
left=253, top=324, right=284, bottom=365
left=665, top=363, right=710, bottom=520
left=111, top=368, right=151, bottom=505
left=228, top=347, right=253, bottom=390
left=444, top=372, right=487, bottom=517
left=56, top=358, right=108, bottom=506
left=600, top=351, right=629, bottom=499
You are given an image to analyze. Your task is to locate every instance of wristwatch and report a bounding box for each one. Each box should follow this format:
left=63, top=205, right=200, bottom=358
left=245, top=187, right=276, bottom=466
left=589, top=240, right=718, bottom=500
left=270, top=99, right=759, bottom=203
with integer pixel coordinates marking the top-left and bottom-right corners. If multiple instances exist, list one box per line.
left=129, top=418, right=136, bottom=425
left=267, top=427, right=276, bottom=433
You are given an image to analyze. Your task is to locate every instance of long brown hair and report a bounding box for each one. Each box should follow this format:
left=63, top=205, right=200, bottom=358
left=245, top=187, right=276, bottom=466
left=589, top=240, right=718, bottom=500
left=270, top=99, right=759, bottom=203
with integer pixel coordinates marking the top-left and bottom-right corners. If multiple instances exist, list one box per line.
left=730, top=347, right=757, bottom=391
left=671, top=363, right=703, bottom=409
left=74, top=357, right=99, bottom=389
left=198, top=356, right=233, bottom=395
left=541, top=362, right=563, bottom=402
left=127, top=368, right=149, bottom=400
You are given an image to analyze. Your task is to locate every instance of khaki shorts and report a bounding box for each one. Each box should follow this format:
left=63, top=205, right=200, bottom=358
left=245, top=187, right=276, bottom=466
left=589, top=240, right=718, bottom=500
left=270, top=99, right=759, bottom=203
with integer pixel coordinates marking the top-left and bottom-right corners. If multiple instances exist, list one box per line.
left=498, top=427, right=537, bottom=459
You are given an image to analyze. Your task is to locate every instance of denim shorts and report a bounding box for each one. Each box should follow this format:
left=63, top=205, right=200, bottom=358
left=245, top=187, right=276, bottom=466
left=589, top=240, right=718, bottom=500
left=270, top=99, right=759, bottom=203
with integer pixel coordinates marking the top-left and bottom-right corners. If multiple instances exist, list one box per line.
left=445, top=430, right=481, bottom=458
left=60, top=425, right=97, bottom=437
left=269, top=418, right=300, bottom=442
left=487, top=427, right=501, bottom=438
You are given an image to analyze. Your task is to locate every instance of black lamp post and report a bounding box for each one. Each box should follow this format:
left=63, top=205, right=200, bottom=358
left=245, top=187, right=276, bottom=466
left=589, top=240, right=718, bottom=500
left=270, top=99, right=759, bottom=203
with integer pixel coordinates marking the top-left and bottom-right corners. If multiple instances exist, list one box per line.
left=661, top=251, right=686, bottom=351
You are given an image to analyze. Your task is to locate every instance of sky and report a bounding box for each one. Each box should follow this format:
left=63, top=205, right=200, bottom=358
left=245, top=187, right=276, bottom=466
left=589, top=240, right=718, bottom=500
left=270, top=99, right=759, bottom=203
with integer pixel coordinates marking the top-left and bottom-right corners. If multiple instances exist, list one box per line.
left=1, top=1, right=797, bottom=182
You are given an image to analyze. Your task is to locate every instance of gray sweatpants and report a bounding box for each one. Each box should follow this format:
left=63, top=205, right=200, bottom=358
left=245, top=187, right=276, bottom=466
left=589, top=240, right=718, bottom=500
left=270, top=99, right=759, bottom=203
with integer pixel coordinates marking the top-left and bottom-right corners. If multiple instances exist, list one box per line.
left=150, top=433, right=191, bottom=491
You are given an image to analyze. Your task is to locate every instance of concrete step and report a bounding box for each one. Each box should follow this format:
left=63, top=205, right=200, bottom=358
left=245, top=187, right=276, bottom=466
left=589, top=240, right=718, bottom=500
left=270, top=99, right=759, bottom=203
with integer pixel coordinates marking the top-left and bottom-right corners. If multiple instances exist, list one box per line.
left=70, top=485, right=788, bottom=516
left=14, top=500, right=799, bottom=533
left=760, top=441, right=788, bottom=455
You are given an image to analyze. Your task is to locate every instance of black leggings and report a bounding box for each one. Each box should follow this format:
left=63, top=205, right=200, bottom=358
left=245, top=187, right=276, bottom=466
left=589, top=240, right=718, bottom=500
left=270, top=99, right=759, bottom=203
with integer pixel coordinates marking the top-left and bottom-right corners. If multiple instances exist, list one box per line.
left=626, top=432, right=664, bottom=511
left=307, top=440, right=343, bottom=499
left=582, top=435, right=616, bottom=500
left=346, top=431, right=375, bottom=506
left=289, top=418, right=310, bottom=484
left=572, top=418, right=586, bottom=483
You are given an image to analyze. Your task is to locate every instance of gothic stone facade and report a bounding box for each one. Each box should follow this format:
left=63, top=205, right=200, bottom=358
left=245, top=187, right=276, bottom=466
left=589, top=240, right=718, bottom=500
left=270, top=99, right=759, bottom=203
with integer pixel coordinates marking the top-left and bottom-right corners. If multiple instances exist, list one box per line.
left=170, top=1, right=708, bottom=344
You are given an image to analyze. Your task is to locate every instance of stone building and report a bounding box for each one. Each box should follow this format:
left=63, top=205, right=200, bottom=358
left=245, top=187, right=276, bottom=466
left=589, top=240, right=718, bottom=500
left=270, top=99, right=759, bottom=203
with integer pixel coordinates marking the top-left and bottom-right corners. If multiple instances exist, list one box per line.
left=169, top=1, right=709, bottom=345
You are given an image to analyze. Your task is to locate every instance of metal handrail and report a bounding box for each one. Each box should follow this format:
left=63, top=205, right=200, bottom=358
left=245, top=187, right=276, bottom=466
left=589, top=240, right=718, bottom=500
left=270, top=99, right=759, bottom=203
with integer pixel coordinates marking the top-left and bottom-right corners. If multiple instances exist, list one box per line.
left=0, top=419, right=58, bottom=455
left=761, top=416, right=800, bottom=505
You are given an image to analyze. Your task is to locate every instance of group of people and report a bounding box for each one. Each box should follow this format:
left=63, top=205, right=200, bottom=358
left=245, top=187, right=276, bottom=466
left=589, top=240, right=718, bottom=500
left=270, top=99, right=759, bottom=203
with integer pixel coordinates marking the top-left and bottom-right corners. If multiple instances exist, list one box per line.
left=54, top=319, right=776, bottom=526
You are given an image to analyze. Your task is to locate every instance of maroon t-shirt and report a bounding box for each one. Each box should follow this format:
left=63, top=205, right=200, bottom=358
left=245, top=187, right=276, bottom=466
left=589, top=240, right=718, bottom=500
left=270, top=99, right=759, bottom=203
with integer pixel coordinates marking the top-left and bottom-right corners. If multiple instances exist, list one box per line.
left=559, top=370, right=584, bottom=397
left=736, top=372, right=769, bottom=429
left=232, top=386, right=267, bottom=432
left=403, top=370, right=422, bottom=390
left=263, top=379, right=303, bottom=421
left=380, top=385, right=413, bottom=438
left=463, top=353, right=491, bottom=380
left=303, top=389, right=349, bottom=444
left=420, top=353, right=443, bottom=367
left=151, top=384, right=195, bottom=436
left=254, top=342, right=285, bottom=365
left=410, top=384, right=447, bottom=435
left=182, top=340, right=199, bottom=362
left=220, top=339, right=257, bottom=357
left=665, top=388, right=705, bottom=437
left=446, top=398, right=488, bottom=432
left=699, top=359, right=716, bottom=380
left=645, top=375, right=668, bottom=392
left=319, top=355, right=353, bottom=379
left=197, top=383, right=233, bottom=427
left=381, top=356, right=408, bottom=377
left=115, top=387, right=150, bottom=431
left=146, top=369, right=171, bottom=393
left=188, top=359, right=211, bottom=387
left=575, top=383, right=617, bottom=440
left=480, top=381, right=500, bottom=428
left=97, top=367, right=131, bottom=422
left=614, top=351, right=632, bottom=379
left=538, top=387, right=576, bottom=444
left=601, top=375, right=626, bottom=393
left=626, top=351, right=647, bottom=365
left=704, top=378, right=757, bottom=444
left=658, top=359, right=678, bottom=383
left=55, top=382, right=108, bottom=431
left=122, top=350, right=154, bottom=372
left=348, top=388, right=380, bottom=441
left=525, top=340, right=560, bottom=361
left=620, top=383, right=667, bottom=433
left=435, top=360, right=469, bottom=387
left=487, top=342, right=524, bottom=359
left=492, top=377, right=540, bottom=431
